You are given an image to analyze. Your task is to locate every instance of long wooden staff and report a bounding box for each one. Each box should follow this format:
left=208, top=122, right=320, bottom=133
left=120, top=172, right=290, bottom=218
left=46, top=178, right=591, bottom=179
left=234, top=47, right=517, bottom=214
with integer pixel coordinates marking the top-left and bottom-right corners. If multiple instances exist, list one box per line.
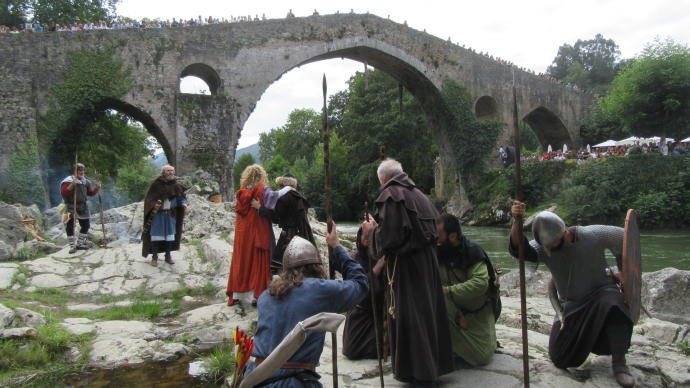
left=94, top=170, right=107, bottom=247
left=365, top=205, right=385, bottom=387
left=322, top=73, right=338, bottom=388
left=72, top=152, right=79, bottom=250
left=512, top=69, right=530, bottom=387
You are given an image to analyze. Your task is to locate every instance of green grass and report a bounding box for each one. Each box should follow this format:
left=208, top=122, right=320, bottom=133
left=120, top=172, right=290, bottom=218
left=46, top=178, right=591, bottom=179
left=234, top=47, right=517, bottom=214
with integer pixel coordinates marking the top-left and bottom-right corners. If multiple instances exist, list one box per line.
left=200, top=342, right=236, bottom=384
left=219, top=231, right=229, bottom=241
left=0, top=321, right=93, bottom=386
left=12, top=246, right=45, bottom=261
left=679, top=340, right=690, bottom=356
left=80, top=299, right=181, bottom=321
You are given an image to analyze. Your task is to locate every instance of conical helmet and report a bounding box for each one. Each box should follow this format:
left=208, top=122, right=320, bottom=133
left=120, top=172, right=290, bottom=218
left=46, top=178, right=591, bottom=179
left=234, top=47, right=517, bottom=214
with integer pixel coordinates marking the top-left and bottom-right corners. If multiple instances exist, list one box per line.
left=283, top=236, right=320, bottom=269
left=532, top=211, right=565, bottom=256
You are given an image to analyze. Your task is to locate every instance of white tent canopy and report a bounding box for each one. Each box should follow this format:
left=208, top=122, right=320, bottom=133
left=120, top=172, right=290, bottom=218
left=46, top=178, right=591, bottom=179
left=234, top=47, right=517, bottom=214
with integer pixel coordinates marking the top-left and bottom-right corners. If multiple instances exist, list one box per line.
left=616, top=136, right=642, bottom=146
left=643, top=136, right=675, bottom=143
left=593, top=139, right=618, bottom=148
left=682, top=137, right=690, bottom=143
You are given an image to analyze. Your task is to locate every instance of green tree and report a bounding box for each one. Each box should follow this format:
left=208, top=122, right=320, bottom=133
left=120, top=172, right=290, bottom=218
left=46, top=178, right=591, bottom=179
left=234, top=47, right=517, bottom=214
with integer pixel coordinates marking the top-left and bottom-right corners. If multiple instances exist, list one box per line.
left=115, top=157, right=158, bottom=203
left=547, top=34, right=622, bottom=92
left=336, top=70, right=438, bottom=194
left=232, top=153, right=256, bottom=190
left=1, top=0, right=29, bottom=27
left=601, top=38, right=690, bottom=141
left=258, top=108, right=322, bottom=166
left=30, top=0, right=119, bottom=25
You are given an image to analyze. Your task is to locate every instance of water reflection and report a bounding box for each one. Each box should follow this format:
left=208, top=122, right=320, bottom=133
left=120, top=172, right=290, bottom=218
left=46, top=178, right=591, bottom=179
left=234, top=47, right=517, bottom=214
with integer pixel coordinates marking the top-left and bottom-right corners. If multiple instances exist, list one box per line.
left=338, top=223, right=690, bottom=273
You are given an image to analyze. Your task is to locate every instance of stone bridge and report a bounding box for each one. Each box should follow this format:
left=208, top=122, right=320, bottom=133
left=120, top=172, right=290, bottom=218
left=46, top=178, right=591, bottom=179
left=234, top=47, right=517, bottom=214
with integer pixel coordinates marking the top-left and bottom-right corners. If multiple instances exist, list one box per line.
left=0, top=13, right=593, bottom=204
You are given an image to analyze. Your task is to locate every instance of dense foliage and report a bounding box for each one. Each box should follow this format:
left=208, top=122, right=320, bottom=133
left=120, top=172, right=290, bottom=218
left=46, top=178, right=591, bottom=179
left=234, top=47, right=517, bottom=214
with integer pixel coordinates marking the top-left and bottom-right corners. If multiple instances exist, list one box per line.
left=600, top=38, right=690, bottom=141
left=232, top=153, right=256, bottom=190
left=440, top=79, right=503, bottom=178
left=258, top=69, right=438, bottom=220
left=469, top=155, right=690, bottom=229
left=38, top=47, right=159, bottom=207
left=0, top=0, right=119, bottom=27
left=546, top=33, right=623, bottom=93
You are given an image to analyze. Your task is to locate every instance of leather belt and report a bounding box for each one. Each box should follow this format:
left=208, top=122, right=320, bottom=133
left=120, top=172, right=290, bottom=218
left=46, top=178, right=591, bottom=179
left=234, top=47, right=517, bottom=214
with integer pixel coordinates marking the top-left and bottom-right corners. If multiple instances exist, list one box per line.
left=254, top=357, right=316, bottom=371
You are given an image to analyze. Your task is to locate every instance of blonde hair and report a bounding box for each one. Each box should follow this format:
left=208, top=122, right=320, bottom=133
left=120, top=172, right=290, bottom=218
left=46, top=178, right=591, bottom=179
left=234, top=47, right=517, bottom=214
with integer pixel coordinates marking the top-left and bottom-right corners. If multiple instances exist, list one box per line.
left=240, top=164, right=268, bottom=188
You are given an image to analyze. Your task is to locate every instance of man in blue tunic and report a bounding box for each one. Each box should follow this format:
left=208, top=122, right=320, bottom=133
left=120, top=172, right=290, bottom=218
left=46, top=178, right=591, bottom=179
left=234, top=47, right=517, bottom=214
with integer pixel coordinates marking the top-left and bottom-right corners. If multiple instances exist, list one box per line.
left=245, top=224, right=368, bottom=387
left=141, top=165, right=188, bottom=266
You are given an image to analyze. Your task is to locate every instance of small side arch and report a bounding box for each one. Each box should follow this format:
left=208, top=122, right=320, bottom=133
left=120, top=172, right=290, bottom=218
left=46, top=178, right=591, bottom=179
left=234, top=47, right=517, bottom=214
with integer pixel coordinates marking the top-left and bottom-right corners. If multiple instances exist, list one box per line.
left=475, top=96, right=498, bottom=120
left=180, top=63, right=222, bottom=95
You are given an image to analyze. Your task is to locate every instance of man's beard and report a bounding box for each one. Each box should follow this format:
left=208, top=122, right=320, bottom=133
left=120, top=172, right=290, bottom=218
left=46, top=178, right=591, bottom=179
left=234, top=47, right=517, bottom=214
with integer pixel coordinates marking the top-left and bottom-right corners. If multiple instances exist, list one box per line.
left=164, top=174, right=176, bottom=181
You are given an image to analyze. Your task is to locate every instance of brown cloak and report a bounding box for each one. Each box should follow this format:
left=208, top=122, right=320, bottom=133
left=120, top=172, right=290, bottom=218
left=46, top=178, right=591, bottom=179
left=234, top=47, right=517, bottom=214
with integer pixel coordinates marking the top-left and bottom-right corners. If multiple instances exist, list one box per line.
left=369, top=173, right=454, bottom=382
left=141, top=176, right=186, bottom=257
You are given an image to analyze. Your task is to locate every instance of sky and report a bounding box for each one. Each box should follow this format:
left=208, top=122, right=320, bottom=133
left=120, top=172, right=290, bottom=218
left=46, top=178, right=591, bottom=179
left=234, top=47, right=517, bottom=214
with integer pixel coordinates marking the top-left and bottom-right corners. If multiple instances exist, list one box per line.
left=117, top=0, right=690, bottom=149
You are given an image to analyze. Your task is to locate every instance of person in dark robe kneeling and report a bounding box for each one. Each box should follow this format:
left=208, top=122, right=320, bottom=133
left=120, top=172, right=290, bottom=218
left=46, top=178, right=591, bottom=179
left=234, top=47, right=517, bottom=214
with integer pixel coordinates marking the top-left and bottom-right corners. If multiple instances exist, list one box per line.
left=342, top=226, right=386, bottom=360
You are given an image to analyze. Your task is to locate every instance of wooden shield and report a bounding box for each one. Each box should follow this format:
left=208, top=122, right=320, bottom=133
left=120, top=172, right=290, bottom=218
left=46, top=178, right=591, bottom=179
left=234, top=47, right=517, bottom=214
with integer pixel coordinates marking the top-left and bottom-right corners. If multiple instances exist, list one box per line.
left=622, top=209, right=642, bottom=324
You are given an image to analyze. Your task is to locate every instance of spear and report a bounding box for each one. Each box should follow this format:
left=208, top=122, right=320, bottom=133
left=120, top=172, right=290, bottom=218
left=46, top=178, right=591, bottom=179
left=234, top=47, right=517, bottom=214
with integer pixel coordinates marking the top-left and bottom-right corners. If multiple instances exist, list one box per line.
left=71, top=152, right=79, bottom=252
left=365, top=204, right=385, bottom=387
left=322, top=73, right=338, bottom=388
left=512, top=68, right=530, bottom=387
left=94, top=170, right=107, bottom=248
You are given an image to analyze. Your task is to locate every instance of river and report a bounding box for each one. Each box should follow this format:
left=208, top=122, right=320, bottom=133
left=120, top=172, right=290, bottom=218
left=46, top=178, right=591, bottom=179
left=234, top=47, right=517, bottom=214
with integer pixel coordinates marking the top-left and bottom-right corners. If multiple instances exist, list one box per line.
left=338, top=224, right=690, bottom=273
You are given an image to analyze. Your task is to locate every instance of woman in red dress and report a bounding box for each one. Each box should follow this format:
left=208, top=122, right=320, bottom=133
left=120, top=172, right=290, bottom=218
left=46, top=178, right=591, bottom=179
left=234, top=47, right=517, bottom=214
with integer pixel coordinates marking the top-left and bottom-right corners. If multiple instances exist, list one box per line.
left=226, top=164, right=275, bottom=306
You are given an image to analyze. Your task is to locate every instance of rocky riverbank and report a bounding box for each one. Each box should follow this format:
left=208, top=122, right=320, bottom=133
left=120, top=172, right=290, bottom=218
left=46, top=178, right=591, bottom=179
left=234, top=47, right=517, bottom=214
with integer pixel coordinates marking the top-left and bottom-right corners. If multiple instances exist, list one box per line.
left=0, top=197, right=688, bottom=387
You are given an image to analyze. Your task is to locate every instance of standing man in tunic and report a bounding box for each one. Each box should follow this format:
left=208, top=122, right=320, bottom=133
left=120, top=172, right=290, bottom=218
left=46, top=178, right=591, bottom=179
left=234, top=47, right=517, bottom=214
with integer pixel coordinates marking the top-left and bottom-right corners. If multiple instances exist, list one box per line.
left=142, top=165, right=189, bottom=266
left=509, top=201, right=635, bottom=387
left=363, top=158, right=453, bottom=386
left=60, top=163, right=101, bottom=253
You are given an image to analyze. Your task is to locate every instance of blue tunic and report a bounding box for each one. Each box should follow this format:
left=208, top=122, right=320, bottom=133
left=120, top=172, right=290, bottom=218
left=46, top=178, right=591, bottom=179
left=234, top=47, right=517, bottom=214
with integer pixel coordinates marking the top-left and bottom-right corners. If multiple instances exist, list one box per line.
left=150, top=196, right=187, bottom=241
left=245, top=245, right=368, bottom=387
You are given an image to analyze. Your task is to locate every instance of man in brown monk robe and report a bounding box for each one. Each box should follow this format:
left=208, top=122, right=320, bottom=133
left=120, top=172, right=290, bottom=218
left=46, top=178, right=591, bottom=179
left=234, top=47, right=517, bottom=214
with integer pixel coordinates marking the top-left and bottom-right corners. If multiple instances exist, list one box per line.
left=363, top=158, right=454, bottom=387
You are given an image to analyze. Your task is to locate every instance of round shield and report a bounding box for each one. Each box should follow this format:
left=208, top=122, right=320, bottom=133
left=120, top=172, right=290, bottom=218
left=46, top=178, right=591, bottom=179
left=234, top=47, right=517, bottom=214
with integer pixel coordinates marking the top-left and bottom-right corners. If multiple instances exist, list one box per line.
left=622, top=209, right=642, bottom=324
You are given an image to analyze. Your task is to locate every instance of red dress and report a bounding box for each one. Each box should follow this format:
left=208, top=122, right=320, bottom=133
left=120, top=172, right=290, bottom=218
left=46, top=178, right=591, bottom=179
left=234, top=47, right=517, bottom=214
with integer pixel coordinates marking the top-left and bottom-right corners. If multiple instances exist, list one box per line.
left=226, top=184, right=273, bottom=300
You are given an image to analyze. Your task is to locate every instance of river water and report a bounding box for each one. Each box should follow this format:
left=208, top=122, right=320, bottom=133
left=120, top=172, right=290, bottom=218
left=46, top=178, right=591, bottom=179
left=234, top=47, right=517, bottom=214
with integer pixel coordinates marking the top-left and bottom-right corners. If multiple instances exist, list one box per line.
left=338, top=224, right=690, bottom=273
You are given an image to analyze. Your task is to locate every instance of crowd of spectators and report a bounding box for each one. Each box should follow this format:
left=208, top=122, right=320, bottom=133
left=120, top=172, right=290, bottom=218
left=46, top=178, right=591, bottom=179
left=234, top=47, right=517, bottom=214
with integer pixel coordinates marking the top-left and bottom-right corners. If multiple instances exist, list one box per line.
left=0, top=13, right=270, bottom=34
left=501, top=140, right=689, bottom=168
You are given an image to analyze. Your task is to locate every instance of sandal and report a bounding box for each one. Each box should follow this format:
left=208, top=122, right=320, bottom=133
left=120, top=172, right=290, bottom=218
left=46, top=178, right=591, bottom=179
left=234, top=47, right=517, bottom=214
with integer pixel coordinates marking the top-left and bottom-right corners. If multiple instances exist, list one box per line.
left=150, top=258, right=158, bottom=267
left=165, top=254, right=175, bottom=265
left=227, top=299, right=240, bottom=306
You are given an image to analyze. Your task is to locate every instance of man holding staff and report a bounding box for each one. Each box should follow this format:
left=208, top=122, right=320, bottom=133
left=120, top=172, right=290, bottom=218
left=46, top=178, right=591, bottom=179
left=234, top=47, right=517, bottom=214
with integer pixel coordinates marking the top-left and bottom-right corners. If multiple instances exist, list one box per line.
left=60, top=163, right=101, bottom=253
left=509, top=201, right=635, bottom=387
left=363, top=158, right=453, bottom=386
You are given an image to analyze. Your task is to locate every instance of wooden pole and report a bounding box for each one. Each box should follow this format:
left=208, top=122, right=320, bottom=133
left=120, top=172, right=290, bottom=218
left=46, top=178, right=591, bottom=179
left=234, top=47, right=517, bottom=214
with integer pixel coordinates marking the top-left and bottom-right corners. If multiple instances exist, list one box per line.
left=365, top=206, right=385, bottom=387
left=322, top=73, right=338, bottom=388
left=512, top=69, right=530, bottom=387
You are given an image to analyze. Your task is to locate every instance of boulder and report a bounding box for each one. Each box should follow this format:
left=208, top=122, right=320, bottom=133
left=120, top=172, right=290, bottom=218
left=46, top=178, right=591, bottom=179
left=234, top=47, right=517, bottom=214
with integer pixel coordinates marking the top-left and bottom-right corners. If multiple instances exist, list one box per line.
left=14, top=308, right=46, bottom=327
left=500, top=268, right=551, bottom=298
left=0, top=202, right=25, bottom=252
left=642, top=268, right=690, bottom=325
left=0, top=304, right=15, bottom=328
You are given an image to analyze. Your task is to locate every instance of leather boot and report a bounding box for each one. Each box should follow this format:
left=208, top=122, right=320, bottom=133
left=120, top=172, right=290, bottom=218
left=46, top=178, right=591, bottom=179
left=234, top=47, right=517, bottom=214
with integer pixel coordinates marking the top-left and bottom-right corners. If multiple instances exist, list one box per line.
left=612, top=354, right=635, bottom=387
left=164, top=252, right=175, bottom=264
left=77, top=233, right=89, bottom=250
left=68, top=239, right=77, bottom=254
